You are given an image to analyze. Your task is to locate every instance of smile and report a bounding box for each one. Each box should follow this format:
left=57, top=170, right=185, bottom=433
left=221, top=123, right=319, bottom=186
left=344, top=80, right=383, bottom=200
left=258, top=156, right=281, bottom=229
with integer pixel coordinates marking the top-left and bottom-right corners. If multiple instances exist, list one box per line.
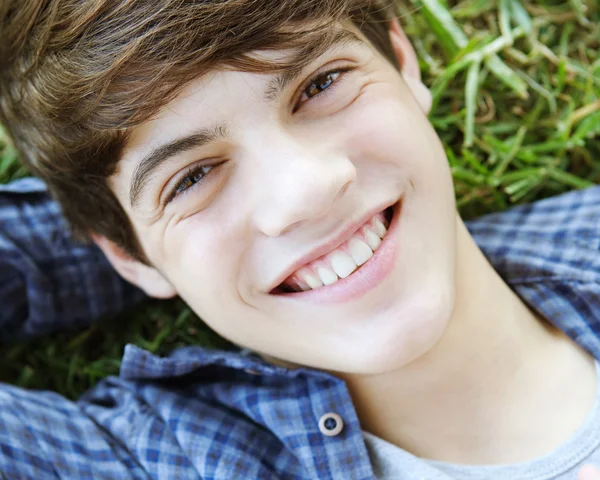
left=270, top=199, right=402, bottom=303
left=280, top=210, right=391, bottom=292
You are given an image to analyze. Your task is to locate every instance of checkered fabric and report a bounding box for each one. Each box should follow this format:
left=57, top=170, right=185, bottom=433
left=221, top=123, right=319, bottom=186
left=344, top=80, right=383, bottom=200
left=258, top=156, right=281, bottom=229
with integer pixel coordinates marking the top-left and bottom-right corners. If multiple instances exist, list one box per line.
left=0, top=178, right=146, bottom=340
left=1, top=178, right=599, bottom=479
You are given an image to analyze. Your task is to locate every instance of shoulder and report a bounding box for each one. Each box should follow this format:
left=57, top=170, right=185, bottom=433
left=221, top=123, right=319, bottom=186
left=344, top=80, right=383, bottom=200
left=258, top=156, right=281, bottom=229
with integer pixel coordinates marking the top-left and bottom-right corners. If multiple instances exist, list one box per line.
left=467, top=187, right=600, bottom=356
left=467, top=187, right=600, bottom=358
left=466, top=186, right=600, bottom=284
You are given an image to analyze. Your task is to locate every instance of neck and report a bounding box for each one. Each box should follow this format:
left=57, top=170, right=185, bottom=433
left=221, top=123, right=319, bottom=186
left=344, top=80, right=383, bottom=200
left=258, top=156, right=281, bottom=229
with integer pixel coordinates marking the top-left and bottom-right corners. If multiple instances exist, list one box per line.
left=338, top=216, right=597, bottom=465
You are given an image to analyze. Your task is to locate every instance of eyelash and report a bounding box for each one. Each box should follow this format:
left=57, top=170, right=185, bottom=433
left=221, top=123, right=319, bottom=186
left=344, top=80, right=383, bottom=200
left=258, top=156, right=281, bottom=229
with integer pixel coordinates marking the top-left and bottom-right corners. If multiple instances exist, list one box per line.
left=294, top=66, right=354, bottom=112
left=164, top=162, right=222, bottom=205
left=165, top=66, right=353, bottom=204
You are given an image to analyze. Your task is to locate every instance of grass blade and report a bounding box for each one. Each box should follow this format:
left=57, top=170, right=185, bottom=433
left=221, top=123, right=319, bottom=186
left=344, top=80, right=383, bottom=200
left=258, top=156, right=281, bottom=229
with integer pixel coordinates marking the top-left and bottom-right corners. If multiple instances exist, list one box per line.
left=464, top=60, right=481, bottom=147
left=485, top=55, right=529, bottom=99
left=414, top=0, right=468, bottom=58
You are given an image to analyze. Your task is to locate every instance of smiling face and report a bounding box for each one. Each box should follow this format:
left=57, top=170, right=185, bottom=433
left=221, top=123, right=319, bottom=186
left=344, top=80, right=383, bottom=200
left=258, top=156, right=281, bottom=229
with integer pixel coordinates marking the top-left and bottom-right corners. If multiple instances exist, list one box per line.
left=98, top=22, right=459, bottom=374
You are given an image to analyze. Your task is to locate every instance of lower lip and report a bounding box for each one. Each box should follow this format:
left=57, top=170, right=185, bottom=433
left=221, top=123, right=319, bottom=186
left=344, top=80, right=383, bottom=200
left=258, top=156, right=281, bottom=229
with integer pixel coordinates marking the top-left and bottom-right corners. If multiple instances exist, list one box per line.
left=271, top=199, right=403, bottom=305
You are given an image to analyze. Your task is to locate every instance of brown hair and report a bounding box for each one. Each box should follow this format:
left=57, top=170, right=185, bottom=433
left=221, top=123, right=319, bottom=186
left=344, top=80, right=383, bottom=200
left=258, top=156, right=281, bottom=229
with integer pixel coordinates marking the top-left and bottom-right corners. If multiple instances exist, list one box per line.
left=0, top=0, right=399, bottom=264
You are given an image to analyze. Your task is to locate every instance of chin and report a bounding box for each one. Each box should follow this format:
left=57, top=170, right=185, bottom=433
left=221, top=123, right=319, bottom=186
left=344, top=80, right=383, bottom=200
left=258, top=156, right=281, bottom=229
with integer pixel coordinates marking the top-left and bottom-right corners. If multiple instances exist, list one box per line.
left=343, top=286, right=455, bottom=374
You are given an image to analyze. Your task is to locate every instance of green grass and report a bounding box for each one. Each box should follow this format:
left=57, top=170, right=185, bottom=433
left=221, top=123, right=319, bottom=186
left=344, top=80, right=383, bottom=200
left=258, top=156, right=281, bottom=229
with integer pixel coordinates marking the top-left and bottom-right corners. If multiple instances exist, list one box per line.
left=1, top=0, right=598, bottom=400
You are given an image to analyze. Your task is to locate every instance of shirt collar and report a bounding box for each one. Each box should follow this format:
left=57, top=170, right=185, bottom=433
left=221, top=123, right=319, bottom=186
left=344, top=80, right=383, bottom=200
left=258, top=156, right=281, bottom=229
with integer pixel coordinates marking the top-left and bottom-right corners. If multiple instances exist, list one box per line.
left=120, top=343, right=336, bottom=382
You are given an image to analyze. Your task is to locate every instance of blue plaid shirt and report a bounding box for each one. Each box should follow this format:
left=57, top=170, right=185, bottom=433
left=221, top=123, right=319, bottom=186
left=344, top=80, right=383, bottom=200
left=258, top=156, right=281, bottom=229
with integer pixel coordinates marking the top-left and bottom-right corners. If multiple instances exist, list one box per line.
left=1, top=178, right=599, bottom=479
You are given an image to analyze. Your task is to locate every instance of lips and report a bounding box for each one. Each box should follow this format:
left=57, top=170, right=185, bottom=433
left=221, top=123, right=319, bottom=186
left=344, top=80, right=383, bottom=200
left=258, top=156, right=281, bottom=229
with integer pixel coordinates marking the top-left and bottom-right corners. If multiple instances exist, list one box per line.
left=279, top=209, right=392, bottom=292
left=268, top=202, right=396, bottom=294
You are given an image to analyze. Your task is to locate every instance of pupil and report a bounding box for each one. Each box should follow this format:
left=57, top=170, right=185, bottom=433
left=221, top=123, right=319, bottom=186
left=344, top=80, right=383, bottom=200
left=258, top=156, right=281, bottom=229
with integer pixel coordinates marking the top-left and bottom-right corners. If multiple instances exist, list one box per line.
left=319, top=74, right=333, bottom=90
left=177, top=167, right=206, bottom=194
left=178, top=178, right=193, bottom=193
left=307, top=72, right=336, bottom=98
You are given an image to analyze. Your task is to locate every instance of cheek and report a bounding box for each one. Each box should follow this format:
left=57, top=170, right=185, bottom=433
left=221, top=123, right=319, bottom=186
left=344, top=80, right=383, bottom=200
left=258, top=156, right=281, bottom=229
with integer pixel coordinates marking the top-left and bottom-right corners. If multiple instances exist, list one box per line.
left=162, top=216, right=241, bottom=312
left=165, top=219, right=268, bottom=347
left=342, top=87, right=451, bottom=186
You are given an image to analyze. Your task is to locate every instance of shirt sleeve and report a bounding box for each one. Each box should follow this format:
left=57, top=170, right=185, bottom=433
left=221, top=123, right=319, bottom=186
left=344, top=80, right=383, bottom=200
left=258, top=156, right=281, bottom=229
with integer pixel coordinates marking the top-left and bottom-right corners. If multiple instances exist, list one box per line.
left=0, top=178, right=147, bottom=341
left=0, top=379, right=149, bottom=478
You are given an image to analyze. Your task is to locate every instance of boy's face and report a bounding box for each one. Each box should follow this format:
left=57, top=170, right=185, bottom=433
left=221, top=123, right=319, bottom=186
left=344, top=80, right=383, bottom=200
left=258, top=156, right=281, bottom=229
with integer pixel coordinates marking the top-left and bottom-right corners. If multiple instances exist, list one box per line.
left=103, top=23, right=458, bottom=374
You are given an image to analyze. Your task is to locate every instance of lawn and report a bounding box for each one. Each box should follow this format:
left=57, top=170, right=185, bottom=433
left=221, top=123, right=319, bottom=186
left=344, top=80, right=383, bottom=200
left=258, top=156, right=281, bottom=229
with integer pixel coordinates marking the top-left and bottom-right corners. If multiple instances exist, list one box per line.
left=1, top=0, right=599, bottom=400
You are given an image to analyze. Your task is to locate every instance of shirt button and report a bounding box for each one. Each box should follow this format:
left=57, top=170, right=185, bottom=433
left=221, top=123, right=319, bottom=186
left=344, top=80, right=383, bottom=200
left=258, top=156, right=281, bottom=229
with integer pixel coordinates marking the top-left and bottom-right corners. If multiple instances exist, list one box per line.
left=318, top=412, right=344, bottom=436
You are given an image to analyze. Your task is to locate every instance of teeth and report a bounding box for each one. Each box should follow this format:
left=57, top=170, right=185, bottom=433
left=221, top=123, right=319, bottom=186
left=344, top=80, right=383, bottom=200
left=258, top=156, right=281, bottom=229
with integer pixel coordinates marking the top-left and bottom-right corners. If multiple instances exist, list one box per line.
left=288, top=278, right=308, bottom=292
left=330, top=251, right=358, bottom=279
left=348, top=238, right=373, bottom=265
left=372, top=218, right=387, bottom=239
left=364, top=228, right=381, bottom=251
left=300, top=269, right=323, bottom=289
left=280, top=208, right=393, bottom=293
left=317, top=266, right=338, bottom=285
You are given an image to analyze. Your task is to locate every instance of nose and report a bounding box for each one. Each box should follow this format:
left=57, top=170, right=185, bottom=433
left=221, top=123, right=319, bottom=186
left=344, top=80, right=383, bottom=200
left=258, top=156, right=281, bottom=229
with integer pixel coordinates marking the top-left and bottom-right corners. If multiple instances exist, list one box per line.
left=250, top=136, right=357, bottom=237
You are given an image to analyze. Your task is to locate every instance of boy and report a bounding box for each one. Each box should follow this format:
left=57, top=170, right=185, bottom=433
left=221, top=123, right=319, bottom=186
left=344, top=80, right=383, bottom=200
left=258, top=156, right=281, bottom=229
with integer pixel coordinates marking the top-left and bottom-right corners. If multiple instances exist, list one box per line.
left=1, top=0, right=600, bottom=478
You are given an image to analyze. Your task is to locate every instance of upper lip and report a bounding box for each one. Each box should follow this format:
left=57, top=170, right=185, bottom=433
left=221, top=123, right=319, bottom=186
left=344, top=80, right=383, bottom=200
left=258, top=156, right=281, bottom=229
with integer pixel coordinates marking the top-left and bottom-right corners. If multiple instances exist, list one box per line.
left=267, top=199, right=397, bottom=293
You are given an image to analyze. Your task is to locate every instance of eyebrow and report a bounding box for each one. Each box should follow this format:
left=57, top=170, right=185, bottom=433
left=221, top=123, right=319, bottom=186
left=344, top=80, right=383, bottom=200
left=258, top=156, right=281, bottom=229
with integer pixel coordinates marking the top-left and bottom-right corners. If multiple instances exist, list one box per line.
left=263, top=29, right=364, bottom=103
left=129, top=125, right=228, bottom=208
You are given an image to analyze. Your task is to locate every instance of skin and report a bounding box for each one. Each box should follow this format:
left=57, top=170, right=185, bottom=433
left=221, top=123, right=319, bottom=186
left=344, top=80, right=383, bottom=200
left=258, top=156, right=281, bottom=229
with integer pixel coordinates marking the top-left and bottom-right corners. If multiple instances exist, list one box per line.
left=95, top=19, right=599, bottom=471
left=581, top=465, right=600, bottom=480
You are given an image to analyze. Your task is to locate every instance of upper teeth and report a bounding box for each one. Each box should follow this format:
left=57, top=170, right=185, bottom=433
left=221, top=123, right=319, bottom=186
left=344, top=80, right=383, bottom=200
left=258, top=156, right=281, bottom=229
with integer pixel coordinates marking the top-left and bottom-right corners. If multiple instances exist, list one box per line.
left=283, top=212, right=390, bottom=292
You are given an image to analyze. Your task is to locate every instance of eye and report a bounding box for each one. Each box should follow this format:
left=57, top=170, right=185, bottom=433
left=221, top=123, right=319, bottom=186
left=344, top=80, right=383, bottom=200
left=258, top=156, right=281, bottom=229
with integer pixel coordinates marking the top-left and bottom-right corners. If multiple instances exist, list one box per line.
left=295, top=67, right=353, bottom=110
left=304, top=71, right=341, bottom=99
left=164, top=163, right=218, bottom=205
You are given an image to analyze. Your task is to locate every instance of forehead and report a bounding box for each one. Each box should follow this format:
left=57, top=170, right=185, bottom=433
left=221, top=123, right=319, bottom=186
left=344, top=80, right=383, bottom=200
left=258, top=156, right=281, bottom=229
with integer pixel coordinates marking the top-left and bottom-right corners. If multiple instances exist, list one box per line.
left=122, top=27, right=368, bottom=161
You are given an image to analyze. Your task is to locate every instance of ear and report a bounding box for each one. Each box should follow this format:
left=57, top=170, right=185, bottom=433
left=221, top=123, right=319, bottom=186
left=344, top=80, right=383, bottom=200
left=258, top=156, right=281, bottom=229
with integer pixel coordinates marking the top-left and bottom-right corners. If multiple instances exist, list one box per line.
left=388, top=18, right=433, bottom=115
left=92, top=235, right=177, bottom=299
